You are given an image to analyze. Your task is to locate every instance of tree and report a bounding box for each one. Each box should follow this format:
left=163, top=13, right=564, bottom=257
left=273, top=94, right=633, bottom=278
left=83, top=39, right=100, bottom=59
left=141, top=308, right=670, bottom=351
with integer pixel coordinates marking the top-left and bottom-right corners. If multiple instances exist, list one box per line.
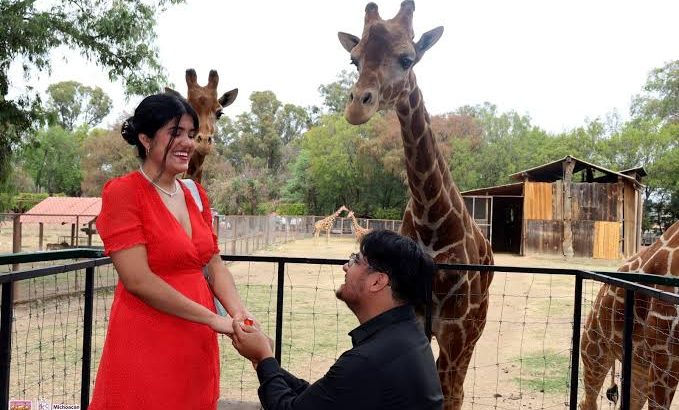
left=22, top=126, right=81, bottom=195
left=228, top=91, right=310, bottom=173
left=46, top=81, right=112, bottom=130
left=632, top=60, right=679, bottom=124
left=0, top=0, right=183, bottom=185
left=317, top=70, right=357, bottom=114
left=80, top=127, right=138, bottom=196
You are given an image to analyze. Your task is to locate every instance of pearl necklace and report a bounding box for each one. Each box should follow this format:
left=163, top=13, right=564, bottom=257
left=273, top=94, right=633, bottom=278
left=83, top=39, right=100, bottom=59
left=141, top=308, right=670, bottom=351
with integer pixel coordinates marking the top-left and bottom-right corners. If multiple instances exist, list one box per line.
left=139, top=166, right=179, bottom=198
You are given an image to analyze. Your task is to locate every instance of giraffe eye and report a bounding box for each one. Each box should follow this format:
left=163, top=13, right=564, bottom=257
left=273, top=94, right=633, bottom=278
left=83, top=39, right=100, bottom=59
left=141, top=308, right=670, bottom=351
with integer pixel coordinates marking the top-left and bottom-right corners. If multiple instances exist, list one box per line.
left=400, top=56, right=414, bottom=70
left=350, top=57, right=360, bottom=70
left=216, top=109, right=223, bottom=119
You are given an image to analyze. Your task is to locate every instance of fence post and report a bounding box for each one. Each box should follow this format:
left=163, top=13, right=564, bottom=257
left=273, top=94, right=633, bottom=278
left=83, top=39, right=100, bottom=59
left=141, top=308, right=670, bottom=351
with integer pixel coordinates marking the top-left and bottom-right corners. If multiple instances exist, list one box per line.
left=81, top=266, right=95, bottom=409
left=0, top=282, right=15, bottom=410
left=569, top=275, right=583, bottom=410
left=231, top=217, right=237, bottom=255
left=275, top=262, right=285, bottom=363
left=12, top=215, right=21, bottom=302
left=620, top=289, right=635, bottom=410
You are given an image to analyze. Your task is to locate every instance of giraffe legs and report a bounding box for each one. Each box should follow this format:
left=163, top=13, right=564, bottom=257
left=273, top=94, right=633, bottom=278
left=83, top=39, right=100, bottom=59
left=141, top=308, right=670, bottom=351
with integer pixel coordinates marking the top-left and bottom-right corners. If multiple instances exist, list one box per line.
left=579, top=325, right=615, bottom=410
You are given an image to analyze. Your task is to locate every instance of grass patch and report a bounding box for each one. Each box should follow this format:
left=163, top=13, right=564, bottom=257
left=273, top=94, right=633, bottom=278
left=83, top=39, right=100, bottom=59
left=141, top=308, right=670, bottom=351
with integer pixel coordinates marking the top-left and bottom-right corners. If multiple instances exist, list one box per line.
left=513, top=350, right=570, bottom=393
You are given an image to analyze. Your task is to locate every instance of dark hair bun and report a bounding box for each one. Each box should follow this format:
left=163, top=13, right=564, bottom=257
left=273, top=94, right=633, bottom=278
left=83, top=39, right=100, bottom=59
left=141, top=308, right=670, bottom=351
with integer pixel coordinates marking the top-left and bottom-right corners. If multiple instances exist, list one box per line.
left=121, top=117, right=138, bottom=145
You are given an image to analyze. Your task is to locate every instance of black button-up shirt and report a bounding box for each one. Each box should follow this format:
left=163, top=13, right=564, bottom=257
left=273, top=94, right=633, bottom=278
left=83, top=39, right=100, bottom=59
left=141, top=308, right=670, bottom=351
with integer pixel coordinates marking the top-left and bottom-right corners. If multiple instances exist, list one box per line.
left=256, top=304, right=443, bottom=409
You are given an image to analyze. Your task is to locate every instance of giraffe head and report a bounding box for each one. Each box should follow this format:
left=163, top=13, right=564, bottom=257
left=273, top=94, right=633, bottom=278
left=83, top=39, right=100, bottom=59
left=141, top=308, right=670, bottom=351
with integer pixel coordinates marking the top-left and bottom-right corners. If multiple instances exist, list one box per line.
left=348, top=210, right=355, bottom=218
left=338, top=1, right=443, bottom=125
left=165, top=69, right=238, bottom=157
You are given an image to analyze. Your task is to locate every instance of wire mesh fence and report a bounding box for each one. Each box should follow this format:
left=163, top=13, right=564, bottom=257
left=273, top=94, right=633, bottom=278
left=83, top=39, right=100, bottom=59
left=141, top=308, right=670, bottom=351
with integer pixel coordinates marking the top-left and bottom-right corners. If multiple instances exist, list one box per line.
left=0, top=213, right=401, bottom=256
left=2, top=251, right=679, bottom=409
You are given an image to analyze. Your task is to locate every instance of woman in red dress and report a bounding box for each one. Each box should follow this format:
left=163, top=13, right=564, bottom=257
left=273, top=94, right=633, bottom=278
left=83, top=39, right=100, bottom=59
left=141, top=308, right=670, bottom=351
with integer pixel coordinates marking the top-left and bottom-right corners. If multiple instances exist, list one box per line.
left=90, top=94, right=250, bottom=409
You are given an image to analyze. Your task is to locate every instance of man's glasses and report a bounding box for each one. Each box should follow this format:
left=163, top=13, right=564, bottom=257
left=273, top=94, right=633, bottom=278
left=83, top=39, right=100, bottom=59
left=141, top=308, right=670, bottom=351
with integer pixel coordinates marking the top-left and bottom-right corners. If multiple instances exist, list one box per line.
left=348, top=252, right=362, bottom=268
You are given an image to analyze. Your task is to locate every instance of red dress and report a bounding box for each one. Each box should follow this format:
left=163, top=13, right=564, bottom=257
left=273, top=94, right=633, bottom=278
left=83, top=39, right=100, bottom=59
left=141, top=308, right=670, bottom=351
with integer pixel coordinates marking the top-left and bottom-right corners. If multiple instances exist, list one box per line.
left=90, top=171, right=220, bottom=410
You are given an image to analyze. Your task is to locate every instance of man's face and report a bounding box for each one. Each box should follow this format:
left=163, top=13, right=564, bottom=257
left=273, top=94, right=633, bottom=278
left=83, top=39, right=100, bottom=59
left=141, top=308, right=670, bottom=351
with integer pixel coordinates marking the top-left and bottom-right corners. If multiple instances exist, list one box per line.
left=336, top=252, right=375, bottom=308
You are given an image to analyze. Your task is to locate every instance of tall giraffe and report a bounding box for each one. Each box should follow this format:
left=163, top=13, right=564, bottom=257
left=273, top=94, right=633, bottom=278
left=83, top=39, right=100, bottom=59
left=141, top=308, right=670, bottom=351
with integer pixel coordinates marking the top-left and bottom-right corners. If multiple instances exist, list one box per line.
left=165, top=69, right=238, bottom=182
left=338, top=3, right=494, bottom=409
left=313, top=205, right=348, bottom=240
left=347, top=210, right=371, bottom=242
left=580, top=220, right=679, bottom=410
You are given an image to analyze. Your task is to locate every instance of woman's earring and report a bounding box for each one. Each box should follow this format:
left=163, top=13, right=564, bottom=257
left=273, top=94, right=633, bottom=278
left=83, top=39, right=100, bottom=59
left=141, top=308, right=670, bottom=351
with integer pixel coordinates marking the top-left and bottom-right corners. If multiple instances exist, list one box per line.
left=146, top=146, right=150, bottom=156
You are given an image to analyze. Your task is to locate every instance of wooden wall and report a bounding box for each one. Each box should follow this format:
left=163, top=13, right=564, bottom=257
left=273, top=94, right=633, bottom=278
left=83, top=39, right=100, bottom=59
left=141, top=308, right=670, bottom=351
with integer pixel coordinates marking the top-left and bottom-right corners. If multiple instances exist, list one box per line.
left=523, top=181, right=631, bottom=259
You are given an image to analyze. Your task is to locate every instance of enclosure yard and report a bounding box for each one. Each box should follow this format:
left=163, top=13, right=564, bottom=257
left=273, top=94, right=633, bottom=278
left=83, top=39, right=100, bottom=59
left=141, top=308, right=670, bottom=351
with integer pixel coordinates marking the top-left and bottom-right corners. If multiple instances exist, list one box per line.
left=8, top=236, right=656, bottom=409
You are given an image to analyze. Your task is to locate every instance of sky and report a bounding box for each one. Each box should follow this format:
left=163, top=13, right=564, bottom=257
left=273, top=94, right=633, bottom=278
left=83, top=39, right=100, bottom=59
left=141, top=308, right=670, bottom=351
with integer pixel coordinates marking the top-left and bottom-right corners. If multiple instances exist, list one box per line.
left=10, top=0, right=679, bottom=134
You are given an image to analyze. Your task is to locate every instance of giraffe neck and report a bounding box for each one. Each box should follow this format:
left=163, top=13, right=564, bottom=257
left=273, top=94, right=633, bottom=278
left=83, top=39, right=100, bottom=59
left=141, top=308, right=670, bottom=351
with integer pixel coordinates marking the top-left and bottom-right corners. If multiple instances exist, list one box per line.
left=350, top=215, right=361, bottom=230
left=395, top=74, right=470, bottom=249
left=187, top=152, right=206, bottom=182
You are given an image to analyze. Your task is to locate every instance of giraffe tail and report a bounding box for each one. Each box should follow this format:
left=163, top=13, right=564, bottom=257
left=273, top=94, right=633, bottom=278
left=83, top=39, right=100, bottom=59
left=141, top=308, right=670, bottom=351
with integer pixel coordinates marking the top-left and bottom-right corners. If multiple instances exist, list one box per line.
left=605, top=361, right=619, bottom=405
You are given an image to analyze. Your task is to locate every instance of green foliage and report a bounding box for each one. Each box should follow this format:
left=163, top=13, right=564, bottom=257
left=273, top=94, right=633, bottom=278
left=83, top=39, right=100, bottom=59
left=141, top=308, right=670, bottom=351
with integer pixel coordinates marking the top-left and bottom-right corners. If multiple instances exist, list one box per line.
left=632, top=60, right=679, bottom=124
left=372, top=207, right=402, bottom=220
left=0, top=0, right=183, bottom=185
left=317, top=70, right=357, bottom=114
left=80, top=127, right=139, bottom=196
left=46, top=81, right=112, bottom=130
left=12, top=192, right=51, bottom=212
left=276, top=203, right=308, bottom=216
left=22, top=126, right=82, bottom=195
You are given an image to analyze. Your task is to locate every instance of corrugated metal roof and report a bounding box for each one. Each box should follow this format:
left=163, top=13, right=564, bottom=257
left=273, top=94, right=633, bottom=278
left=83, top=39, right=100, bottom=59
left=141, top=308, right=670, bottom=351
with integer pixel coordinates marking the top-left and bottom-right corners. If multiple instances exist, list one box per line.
left=20, top=197, right=101, bottom=225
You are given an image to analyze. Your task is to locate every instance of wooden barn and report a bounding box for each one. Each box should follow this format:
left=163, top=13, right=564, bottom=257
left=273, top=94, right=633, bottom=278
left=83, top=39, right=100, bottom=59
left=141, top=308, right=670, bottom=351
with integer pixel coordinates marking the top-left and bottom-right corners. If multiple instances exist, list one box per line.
left=461, top=156, right=645, bottom=260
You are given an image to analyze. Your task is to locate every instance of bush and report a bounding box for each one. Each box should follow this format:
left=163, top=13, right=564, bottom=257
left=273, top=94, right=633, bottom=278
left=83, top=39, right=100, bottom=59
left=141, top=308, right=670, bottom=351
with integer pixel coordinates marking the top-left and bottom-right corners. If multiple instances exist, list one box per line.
left=372, top=207, right=402, bottom=220
left=0, top=193, right=14, bottom=212
left=277, top=203, right=308, bottom=216
left=12, top=193, right=52, bottom=212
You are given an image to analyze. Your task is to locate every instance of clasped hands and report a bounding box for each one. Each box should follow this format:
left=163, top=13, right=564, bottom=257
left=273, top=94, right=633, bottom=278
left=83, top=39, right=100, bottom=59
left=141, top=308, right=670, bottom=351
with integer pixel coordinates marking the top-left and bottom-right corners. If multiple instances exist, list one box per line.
left=209, top=312, right=274, bottom=368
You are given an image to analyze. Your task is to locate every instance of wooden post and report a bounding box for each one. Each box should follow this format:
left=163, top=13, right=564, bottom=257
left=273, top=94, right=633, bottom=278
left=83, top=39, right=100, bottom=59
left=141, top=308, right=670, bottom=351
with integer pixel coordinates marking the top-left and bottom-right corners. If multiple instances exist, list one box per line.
left=231, top=217, right=237, bottom=255
left=87, top=221, right=93, bottom=247
left=562, top=158, right=575, bottom=258
left=70, top=223, right=76, bottom=247
left=75, top=216, right=80, bottom=247
left=12, top=214, right=22, bottom=301
left=38, top=222, right=44, bottom=250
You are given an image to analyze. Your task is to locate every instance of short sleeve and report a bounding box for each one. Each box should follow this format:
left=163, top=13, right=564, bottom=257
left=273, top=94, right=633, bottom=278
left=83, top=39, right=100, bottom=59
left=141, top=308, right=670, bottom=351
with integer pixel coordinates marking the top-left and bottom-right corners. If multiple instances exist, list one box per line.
left=96, top=177, right=146, bottom=255
left=195, top=181, right=220, bottom=254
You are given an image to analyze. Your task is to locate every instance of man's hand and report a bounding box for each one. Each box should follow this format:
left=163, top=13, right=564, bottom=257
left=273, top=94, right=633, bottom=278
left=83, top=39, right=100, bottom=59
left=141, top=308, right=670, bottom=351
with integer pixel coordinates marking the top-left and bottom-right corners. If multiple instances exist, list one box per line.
left=231, top=314, right=274, bottom=367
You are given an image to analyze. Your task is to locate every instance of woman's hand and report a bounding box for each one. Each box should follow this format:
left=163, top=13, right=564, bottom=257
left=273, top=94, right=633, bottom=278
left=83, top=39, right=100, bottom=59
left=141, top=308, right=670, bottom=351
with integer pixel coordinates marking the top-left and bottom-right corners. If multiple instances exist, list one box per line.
left=208, top=314, right=234, bottom=336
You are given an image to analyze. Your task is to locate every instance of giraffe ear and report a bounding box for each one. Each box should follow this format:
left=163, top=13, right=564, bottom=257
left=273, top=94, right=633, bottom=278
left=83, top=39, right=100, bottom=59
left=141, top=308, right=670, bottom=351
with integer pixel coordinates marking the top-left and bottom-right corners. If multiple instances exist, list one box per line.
left=415, top=26, right=444, bottom=58
left=338, top=32, right=360, bottom=53
left=218, top=88, right=238, bottom=107
left=164, top=87, right=183, bottom=98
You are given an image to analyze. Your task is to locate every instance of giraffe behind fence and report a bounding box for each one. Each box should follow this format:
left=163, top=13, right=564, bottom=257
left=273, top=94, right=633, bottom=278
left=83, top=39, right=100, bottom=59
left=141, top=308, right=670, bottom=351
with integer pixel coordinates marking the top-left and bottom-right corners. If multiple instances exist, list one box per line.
left=313, top=205, right=348, bottom=241
left=347, top=210, right=371, bottom=242
left=580, top=220, right=679, bottom=410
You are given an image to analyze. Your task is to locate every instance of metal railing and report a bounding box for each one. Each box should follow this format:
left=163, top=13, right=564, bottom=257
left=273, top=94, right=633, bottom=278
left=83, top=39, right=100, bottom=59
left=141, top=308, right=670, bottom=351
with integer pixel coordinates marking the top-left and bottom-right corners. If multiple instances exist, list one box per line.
left=1, top=250, right=679, bottom=410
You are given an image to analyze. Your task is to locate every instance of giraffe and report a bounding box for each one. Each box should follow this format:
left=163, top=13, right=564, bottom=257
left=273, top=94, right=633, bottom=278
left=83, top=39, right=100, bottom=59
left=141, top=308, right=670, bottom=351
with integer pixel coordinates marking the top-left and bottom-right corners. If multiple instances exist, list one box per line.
left=165, top=69, right=238, bottom=182
left=580, top=220, right=679, bottom=410
left=347, top=210, right=371, bottom=242
left=338, top=2, right=494, bottom=409
left=313, top=205, right=348, bottom=241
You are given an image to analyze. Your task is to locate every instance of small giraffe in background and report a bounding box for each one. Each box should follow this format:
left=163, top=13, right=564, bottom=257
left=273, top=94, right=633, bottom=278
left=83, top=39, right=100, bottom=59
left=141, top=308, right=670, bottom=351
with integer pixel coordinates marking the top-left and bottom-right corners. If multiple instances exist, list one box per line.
left=347, top=210, right=371, bottom=242
left=165, top=69, right=238, bottom=183
left=313, top=205, right=348, bottom=241
left=580, top=220, right=679, bottom=410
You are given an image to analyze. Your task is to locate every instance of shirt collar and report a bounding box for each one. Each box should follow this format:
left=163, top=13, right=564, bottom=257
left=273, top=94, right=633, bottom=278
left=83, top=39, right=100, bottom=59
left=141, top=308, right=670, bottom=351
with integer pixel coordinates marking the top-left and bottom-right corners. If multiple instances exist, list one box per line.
left=349, top=304, right=416, bottom=346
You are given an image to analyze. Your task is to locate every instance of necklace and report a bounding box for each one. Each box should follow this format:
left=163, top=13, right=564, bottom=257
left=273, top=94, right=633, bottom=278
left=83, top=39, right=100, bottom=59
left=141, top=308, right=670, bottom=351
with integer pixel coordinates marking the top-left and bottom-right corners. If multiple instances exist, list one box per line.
left=139, top=166, right=179, bottom=197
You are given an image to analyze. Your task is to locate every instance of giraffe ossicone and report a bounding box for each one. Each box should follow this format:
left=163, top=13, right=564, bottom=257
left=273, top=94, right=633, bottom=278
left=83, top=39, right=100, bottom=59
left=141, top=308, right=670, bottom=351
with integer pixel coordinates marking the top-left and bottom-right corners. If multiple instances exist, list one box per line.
left=338, top=3, right=494, bottom=409
left=165, top=68, right=238, bottom=183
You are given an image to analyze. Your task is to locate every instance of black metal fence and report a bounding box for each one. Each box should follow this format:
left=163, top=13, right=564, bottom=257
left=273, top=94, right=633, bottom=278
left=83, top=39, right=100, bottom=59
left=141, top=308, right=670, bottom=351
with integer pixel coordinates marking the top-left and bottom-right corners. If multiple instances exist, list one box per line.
left=1, top=249, right=679, bottom=410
